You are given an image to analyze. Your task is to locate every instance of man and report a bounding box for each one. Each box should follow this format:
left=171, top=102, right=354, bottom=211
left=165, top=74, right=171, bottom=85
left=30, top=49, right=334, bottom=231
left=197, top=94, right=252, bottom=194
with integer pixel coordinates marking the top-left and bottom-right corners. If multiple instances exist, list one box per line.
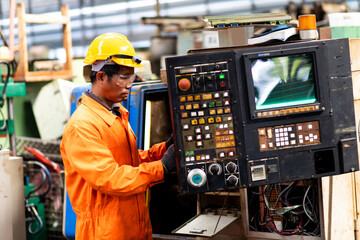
left=60, top=33, right=176, bottom=240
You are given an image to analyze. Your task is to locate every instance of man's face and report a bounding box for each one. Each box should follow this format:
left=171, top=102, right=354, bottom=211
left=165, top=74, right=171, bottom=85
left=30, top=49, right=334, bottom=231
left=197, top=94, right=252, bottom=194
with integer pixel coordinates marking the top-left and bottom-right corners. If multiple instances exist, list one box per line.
left=101, top=66, right=135, bottom=105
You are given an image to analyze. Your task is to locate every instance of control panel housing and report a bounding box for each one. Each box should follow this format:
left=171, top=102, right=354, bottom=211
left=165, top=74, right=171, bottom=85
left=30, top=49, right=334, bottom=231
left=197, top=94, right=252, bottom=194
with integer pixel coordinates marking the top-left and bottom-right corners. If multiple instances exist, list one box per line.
left=166, top=39, right=358, bottom=194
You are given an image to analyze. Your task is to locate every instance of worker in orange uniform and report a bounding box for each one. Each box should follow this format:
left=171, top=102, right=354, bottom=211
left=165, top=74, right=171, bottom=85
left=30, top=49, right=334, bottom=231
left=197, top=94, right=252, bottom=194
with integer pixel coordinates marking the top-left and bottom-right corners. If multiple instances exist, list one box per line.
left=60, top=33, right=176, bottom=240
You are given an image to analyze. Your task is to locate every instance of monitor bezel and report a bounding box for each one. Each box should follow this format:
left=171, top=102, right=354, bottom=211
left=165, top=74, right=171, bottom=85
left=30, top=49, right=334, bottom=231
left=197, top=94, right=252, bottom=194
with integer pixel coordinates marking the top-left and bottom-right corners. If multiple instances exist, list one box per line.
left=243, top=46, right=323, bottom=120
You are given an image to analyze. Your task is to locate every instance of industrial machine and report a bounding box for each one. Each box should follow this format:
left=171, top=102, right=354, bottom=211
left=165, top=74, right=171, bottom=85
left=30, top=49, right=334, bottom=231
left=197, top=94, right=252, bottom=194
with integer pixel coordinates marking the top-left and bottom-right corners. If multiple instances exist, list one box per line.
left=166, top=38, right=358, bottom=195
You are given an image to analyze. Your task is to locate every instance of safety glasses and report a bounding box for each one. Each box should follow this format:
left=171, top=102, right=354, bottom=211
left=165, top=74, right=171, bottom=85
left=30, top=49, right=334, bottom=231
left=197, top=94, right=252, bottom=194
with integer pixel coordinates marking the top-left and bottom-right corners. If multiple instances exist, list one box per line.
left=118, top=74, right=136, bottom=83
left=105, top=54, right=142, bottom=65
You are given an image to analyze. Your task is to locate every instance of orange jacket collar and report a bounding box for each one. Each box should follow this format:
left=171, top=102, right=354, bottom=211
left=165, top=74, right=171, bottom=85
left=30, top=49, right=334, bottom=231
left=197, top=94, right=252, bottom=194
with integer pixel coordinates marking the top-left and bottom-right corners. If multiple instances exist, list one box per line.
left=81, top=93, right=129, bottom=126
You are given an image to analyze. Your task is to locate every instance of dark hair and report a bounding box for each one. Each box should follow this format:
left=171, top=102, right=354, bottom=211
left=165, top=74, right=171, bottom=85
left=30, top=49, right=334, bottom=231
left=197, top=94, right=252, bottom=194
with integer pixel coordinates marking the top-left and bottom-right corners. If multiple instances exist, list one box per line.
left=89, top=64, right=123, bottom=83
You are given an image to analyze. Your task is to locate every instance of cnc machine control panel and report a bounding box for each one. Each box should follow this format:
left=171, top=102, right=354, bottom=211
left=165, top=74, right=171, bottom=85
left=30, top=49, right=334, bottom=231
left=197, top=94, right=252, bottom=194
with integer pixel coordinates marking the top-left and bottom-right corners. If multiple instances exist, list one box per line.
left=167, top=39, right=358, bottom=195
left=167, top=52, right=243, bottom=194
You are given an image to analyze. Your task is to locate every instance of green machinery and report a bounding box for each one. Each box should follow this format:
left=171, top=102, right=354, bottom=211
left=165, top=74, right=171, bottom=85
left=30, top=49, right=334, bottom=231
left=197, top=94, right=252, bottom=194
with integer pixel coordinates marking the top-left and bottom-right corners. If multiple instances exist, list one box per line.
left=0, top=60, right=26, bottom=153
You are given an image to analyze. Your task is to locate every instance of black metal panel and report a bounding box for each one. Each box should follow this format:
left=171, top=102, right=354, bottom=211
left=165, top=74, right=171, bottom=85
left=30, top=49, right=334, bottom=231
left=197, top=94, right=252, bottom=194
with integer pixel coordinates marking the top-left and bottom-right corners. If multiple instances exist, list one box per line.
left=166, top=38, right=358, bottom=194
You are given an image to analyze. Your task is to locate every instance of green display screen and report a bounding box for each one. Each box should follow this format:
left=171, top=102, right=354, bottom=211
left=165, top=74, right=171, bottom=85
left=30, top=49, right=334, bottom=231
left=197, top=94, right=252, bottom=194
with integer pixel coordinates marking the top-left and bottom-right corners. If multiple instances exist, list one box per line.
left=251, top=53, right=317, bottom=110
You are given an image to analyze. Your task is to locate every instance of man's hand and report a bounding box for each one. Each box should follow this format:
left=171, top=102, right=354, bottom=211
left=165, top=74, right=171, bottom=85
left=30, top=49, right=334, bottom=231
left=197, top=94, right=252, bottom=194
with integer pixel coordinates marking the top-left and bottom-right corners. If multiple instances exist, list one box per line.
left=161, top=144, right=176, bottom=173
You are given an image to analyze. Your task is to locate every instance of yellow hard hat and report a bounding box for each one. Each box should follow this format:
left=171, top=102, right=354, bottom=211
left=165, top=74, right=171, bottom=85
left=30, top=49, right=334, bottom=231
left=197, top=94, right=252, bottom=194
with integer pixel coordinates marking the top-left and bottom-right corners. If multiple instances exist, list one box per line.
left=83, top=33, right=143, bottom=68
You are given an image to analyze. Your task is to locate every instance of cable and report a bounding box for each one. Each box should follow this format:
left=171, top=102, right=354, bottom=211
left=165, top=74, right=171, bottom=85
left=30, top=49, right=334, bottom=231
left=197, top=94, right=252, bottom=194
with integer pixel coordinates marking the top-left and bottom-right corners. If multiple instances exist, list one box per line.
left=213, top=191, right=230, bottom=235
left=24, top=161, right=52, bottom=200
left=25, top=169, right=46, bottom=199
left=26, top=203, right=44, bottom=235
left=303, top=185, right=316, bottom=223
left=263, top=181, right=296, bottom=211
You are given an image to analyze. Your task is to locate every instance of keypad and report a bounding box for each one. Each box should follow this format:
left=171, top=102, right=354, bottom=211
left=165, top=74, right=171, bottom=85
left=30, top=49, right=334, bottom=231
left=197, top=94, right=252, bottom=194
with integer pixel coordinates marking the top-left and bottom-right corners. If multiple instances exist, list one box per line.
left=179, top=90, right=236, bottom=164
left=258, top=121, right=321, bottom=151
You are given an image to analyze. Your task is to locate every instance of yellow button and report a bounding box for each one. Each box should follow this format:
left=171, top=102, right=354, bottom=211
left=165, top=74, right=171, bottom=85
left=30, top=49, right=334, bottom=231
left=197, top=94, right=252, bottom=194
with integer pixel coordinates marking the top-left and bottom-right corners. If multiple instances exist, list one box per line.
left=202, top=93, right=212, bottom=100
left=196, top=155, right=201, bottom=161
left=180, top=96, right=186, bottom=102
left=224, top=107, right=231, bottom=113
left=195, top=95, right=201, bottom=101
left=181, top=112, right=188, bottom=118
left=217, top=108, right=224, bottom=114
left=208, top=117, right=214, bottom=123
left=180, top=105, right=185, bottom=110
left=191, top=119, right=198, bottom=125
left=193, top=103, right=200, bottom=109
left=209, top=109, right=216, bottom=115
left=199, top=118, right=205, bottom=124
left=215, top=117, right=222, bottom=123
left=187, top=95, right=194, bottom=102
left=186, top=104, right=192, bottom=110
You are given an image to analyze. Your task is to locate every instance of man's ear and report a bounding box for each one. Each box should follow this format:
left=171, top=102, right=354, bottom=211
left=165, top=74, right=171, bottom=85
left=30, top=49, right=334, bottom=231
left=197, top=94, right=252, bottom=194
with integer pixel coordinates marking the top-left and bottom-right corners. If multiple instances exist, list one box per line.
left=96, top=71, right=106, bottom=82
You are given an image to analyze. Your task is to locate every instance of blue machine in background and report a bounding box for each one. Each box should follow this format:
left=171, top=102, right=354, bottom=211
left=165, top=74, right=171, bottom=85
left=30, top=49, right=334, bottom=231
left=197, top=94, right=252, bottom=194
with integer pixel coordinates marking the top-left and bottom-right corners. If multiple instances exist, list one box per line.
left=124, top=80, right=168, bottom=149
left=63, top=81, right=169, bottom=239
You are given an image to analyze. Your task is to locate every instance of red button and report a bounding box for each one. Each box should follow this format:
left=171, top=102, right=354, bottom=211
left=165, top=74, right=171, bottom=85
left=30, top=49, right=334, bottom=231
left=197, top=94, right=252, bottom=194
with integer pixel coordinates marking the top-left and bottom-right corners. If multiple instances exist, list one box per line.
left=220, top=82, right=226, bottom=88
left=178, top=78, right=191, bottom=91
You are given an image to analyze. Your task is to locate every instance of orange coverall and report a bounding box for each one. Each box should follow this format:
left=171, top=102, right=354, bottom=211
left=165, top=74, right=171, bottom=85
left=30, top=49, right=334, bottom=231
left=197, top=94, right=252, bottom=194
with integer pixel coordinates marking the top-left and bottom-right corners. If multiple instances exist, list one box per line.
left=60, top=94, right=166, bottom=240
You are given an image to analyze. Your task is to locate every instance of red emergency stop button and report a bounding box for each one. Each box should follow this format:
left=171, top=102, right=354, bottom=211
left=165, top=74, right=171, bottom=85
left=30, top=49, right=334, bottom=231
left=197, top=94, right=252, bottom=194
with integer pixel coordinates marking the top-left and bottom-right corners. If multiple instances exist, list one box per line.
left=178, top=78, right=191, bottom=91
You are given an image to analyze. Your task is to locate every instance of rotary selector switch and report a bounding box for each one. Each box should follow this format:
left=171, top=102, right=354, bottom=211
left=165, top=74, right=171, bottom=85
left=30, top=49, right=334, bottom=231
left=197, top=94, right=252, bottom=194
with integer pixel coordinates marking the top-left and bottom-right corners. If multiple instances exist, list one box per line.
left=178, top=78, right=191, bottom=91
left=187, top=168, right=207, bottom=187
left=225, top=162, right=237, bottom=173
left=227, top=175, right=239, bottom=186
left=208, top=163, right=222, bottom=175
left=193, top=76, right=201, bottom=88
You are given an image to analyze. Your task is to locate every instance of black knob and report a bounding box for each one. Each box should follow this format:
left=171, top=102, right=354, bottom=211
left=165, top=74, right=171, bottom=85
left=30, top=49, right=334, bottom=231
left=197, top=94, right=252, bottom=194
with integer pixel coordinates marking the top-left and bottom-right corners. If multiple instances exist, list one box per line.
left=226, top=162, right=237, bottom=173
left=208, top=163, right=222, bottom=175
left=227, top=175, right=239, bottom=186
left=194, top=77, right=201, bottom=87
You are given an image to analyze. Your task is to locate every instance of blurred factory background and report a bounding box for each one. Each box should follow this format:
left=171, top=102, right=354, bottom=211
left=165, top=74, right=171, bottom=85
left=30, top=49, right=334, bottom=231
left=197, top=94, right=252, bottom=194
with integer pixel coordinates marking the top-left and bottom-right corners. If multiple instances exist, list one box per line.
left=0, top=0, right=358, bottom=58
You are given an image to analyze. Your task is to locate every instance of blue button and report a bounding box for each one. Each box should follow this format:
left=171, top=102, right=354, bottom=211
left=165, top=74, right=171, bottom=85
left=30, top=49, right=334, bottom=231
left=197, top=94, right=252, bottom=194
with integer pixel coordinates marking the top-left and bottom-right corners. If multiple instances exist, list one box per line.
left=192, top=174, right=202, bottom=184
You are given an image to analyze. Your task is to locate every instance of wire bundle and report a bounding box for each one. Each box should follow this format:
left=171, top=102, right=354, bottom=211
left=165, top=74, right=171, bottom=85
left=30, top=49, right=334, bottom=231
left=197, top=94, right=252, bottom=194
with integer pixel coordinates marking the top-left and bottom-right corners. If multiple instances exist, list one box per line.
left=249, top=180, right=320, bottom=236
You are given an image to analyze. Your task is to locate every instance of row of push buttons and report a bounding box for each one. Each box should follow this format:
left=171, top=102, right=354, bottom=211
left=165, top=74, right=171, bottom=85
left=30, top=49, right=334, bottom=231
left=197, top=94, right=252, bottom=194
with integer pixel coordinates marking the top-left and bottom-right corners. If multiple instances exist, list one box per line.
left=181, top=100, right=230, bottom=110
left=186, top=133, right=212, bottom=142
left=184, top=150, right=212, bottom=162
left=182, top=115, right=233, bottom=129
left=218, top=150, right=235, bottom=158
left=179, top=91, right=230, bottom=103
left=256, top=105, right=320, bottom=118
left=180, top=106, right=231, bottom=119
left=185, top=154, right=211, bottom=162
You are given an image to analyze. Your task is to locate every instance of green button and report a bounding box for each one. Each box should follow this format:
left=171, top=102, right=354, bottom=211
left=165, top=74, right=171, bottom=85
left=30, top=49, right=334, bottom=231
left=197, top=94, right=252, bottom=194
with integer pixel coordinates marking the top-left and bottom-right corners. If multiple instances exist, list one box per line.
left=222, top=116, right=227, bottom=121
left=229, top=123, right=233, bottom=128
left=190, top=151, right=194, bottom=155
left=216, top=101, right=223, bottom=107
left=209, top=102, right=215, bottom=107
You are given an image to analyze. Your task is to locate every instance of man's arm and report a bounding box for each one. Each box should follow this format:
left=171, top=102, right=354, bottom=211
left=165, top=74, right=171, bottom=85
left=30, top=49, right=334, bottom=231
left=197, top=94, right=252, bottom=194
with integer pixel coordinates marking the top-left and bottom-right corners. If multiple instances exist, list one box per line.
left=63, top=124, right=164, bottom=196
